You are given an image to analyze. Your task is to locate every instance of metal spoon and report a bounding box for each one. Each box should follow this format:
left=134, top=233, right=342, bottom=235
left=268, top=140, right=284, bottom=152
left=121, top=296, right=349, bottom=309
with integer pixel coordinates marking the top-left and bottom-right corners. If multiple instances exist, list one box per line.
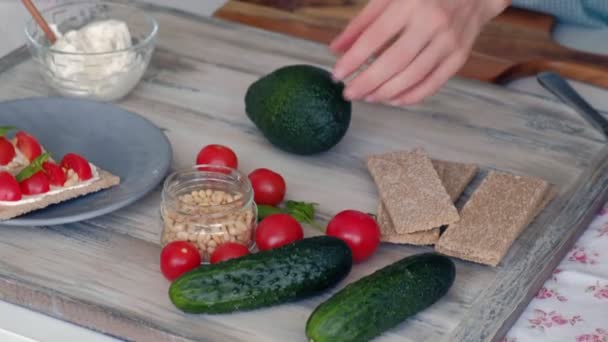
left=537, top=71, right=608, bottom=139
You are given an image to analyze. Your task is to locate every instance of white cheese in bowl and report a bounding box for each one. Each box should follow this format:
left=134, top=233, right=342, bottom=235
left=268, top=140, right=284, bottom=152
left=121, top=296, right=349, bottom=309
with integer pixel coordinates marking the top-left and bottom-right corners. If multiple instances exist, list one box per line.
left=46, top=20, right=145, bottom=100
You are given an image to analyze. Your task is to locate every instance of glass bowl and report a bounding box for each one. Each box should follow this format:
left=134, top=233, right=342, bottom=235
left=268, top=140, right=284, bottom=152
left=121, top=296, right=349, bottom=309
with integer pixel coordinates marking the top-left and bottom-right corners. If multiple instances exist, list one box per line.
left=24, top=1, right=158, bottom=102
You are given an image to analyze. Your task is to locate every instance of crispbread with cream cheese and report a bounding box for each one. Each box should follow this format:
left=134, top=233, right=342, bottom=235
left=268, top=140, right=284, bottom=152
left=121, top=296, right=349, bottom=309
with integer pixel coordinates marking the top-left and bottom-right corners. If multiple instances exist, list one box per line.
left=0, top=168, right=120, bottom=221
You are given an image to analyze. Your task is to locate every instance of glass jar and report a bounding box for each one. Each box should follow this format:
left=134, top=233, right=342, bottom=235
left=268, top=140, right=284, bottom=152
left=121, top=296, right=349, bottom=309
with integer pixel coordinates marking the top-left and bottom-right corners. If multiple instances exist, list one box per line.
left=160, top=165, right=257, bottom=261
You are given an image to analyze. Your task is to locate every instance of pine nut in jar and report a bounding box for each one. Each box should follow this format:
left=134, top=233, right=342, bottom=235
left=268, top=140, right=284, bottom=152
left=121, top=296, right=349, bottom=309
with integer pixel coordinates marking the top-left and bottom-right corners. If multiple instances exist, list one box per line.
left=160, top=165, right=257, bottom=262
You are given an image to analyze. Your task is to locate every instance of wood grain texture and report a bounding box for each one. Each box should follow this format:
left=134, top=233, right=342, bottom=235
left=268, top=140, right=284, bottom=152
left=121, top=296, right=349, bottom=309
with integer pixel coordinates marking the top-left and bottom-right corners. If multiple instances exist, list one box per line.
left=0, top=2, right=607, bottom=341
left=238, top=0, right=350, bottom=11
left=214, top=1, right=608, bottom=88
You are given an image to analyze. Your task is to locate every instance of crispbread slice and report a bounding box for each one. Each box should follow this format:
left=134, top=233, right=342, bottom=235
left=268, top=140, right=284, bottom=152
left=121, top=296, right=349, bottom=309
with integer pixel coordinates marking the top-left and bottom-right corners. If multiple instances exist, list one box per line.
left=431, top=160, right=479, bottom=202
left=367, top=148, right=460, bottom=233
left=536, top=186, right=557, bottom=218
left=0, top=168, right=120, bottom=221
left=378, top=159, right=478, bottom=245
left=435, top=171, right=551, bottom=267
left=380, top=213, right=441, bottom=245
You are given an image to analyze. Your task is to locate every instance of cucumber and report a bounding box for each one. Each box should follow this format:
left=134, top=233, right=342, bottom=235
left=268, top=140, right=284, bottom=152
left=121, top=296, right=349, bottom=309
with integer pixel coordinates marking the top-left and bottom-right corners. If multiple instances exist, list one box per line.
left=306, top=253, right=455, bottom=342
left=169, top=236, right=352, bottom=314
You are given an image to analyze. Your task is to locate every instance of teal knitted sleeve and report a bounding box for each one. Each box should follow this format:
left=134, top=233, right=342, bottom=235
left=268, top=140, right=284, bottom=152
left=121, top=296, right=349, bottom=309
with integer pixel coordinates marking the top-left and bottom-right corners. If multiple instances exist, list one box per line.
left=511, top=0, right=608, bottom=27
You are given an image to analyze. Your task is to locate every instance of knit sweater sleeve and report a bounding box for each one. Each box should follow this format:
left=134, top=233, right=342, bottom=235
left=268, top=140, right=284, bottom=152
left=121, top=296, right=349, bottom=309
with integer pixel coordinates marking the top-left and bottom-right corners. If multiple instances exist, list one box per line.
left=510, top=0, right=608, bottom=27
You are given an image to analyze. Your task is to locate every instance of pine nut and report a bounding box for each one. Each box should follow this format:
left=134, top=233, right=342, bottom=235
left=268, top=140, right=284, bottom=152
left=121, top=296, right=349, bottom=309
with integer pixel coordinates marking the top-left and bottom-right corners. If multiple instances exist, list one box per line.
left=162, top=188, right=256, bottom=262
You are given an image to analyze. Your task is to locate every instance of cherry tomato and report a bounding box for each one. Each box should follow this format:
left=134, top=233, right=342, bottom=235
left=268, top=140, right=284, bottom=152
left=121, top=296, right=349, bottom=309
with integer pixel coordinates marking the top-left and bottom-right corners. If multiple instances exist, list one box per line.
left=0, top=171, right=21, bottom=201
left=196, top=144, right=238, bottom=171
left=255, top=213, right=303, bottom=251
left=210, top=242, right=250, bottom=264
left=43, top=161, right=66, bottom=186
left=15, top=131, right=42, bottom=162
left=0, top=137, right=15, bottom=166
left=20, top=171, right=50, bottom=196
left=248, top=168, right=286, bottom=206
left=61, top=153, right=92, bottom=180
left=326, top=210, right=380, bottom=263
left=160, top=241, right=202, bottom=281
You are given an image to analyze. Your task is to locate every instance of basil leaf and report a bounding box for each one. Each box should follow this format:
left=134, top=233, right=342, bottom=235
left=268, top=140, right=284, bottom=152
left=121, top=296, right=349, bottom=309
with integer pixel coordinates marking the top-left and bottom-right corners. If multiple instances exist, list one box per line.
left=256, top=200, right=326, bottom=231
left=256, top=205, right=284, bottom=221
left=284, top=200, right=325, bottom=231
left=16, top=152, right=50, bottom=182
left=0, top=126, right=16, bottom=137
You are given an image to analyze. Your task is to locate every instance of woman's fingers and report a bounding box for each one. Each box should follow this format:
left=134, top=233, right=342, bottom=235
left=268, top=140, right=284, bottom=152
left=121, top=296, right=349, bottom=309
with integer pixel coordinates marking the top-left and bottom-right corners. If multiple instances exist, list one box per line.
left=341, top=15, right=438, bottom=101
left=393, top=50, right=469, bottom=105
left=390, top=7, right=480, bottom=105
left=366, top=31, right=456, bottom=102
left=330, top=0, right=509, bottom=105
left=329, top=0, right=392, bottom=54
left=331, top=0, right=408, bottom=81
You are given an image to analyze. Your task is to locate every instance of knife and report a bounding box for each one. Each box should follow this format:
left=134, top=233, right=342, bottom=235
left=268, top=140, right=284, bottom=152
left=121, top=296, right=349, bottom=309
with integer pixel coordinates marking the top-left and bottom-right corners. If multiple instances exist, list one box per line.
left=537, top=71, right=608, bottom=139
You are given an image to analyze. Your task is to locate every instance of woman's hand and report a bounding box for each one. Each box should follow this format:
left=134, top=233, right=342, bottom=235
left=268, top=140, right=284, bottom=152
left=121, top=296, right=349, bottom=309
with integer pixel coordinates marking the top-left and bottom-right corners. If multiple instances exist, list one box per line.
left=330, top=0, right=510, bottom=105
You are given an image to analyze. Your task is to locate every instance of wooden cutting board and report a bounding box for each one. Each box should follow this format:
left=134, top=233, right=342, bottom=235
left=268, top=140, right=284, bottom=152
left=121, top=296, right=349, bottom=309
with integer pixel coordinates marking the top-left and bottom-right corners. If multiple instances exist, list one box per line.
left=215, top=0, right=608, bottom=88
left=1, top=2, right=608, bottom=342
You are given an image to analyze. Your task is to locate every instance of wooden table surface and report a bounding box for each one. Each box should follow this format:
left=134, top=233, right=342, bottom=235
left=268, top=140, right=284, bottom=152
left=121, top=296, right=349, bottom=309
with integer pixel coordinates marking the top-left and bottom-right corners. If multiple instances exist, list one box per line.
left=0, top=2, right=608, bottom=342
left=215, top=0, right=608, bottom=88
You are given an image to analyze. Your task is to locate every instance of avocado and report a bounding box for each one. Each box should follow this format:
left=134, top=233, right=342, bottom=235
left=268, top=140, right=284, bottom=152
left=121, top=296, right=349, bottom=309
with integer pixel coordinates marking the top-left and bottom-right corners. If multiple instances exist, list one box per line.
left=245, top=64, right=352, bottom=155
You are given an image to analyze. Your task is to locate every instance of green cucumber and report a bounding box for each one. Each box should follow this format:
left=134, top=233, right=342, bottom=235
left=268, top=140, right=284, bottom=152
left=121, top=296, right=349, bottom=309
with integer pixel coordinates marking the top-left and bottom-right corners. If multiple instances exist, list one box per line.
left=306, top=253, right=455, bottom=342
left=169, top=236, right=352, bottom=314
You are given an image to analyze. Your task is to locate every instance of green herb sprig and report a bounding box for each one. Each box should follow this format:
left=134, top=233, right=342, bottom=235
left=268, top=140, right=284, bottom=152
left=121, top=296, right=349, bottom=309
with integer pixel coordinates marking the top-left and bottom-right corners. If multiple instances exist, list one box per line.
left=257, top=200, right=326, bottom=231
left=16, top=152, right=50, bottom=182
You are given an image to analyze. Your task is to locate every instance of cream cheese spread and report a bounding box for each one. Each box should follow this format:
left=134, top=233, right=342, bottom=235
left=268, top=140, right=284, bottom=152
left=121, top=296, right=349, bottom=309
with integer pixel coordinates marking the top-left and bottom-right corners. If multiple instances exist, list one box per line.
left=46, top=20, right=145, bottom=100
left=0, top=147, right=28, bottom=174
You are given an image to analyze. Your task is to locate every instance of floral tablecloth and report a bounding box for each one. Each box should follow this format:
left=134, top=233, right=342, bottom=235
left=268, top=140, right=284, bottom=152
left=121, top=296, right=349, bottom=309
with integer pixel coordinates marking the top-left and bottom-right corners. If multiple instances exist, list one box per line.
left=505, top=204, right=608, bottom=342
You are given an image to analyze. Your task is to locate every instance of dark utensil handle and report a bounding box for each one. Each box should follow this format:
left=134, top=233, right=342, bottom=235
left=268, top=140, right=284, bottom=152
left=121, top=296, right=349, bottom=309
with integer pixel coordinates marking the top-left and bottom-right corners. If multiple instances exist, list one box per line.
left=537, top=71, right=608, bottom=139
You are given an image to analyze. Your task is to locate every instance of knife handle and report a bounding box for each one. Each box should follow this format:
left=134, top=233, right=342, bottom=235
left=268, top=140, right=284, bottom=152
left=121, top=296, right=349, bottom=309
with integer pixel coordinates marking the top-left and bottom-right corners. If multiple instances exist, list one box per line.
left=537, top=71, right=608, bottom=139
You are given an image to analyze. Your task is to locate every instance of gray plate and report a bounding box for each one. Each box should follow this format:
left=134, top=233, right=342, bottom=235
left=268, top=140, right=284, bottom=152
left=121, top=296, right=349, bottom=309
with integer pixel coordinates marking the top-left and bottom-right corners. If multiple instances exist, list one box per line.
left=0, top=97, right=172, bottom=226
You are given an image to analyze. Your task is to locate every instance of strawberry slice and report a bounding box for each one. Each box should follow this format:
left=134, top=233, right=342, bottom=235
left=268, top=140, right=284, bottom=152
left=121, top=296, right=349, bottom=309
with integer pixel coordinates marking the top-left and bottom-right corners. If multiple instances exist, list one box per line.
left=0, top=171, right=22, bottom=201
left=61, top=153, right=92, bottom=181
left=20, top=171, right=50, bottom=195
left=43, top=161, right=67, bottom=186
left=16, top=131, right=42, bottom=162
left=0, top=137, right=15, bottom=166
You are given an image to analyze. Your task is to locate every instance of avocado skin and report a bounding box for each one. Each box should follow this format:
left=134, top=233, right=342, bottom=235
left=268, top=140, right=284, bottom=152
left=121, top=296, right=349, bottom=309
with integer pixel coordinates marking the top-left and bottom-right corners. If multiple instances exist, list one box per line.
left=245, top=64, right=352, bottom=155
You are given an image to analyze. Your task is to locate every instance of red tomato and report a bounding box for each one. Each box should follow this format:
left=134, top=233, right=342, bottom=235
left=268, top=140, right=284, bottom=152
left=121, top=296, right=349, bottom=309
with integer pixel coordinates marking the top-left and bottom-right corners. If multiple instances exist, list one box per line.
left=0, top=171, right=21, bottom=201
left=160, top=241, right=202, bottom=281
left=210, top=242, right=250, bottom=264
left=43, top=161, right=66, bottom=186
left=61, top=153, right=92, bottom=180
left=326, top=210, right=380, bottom=263
left=248, top=168, right=286, bottom=206
left=0, top=137, right=15, bottom=166
left=20, top=171, right=50, bottom=196
left=255, top=213, right=303, bottom=251
left=196, top=144, right=238, bottom=170
left=15, top=131, right=42, bottom=162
